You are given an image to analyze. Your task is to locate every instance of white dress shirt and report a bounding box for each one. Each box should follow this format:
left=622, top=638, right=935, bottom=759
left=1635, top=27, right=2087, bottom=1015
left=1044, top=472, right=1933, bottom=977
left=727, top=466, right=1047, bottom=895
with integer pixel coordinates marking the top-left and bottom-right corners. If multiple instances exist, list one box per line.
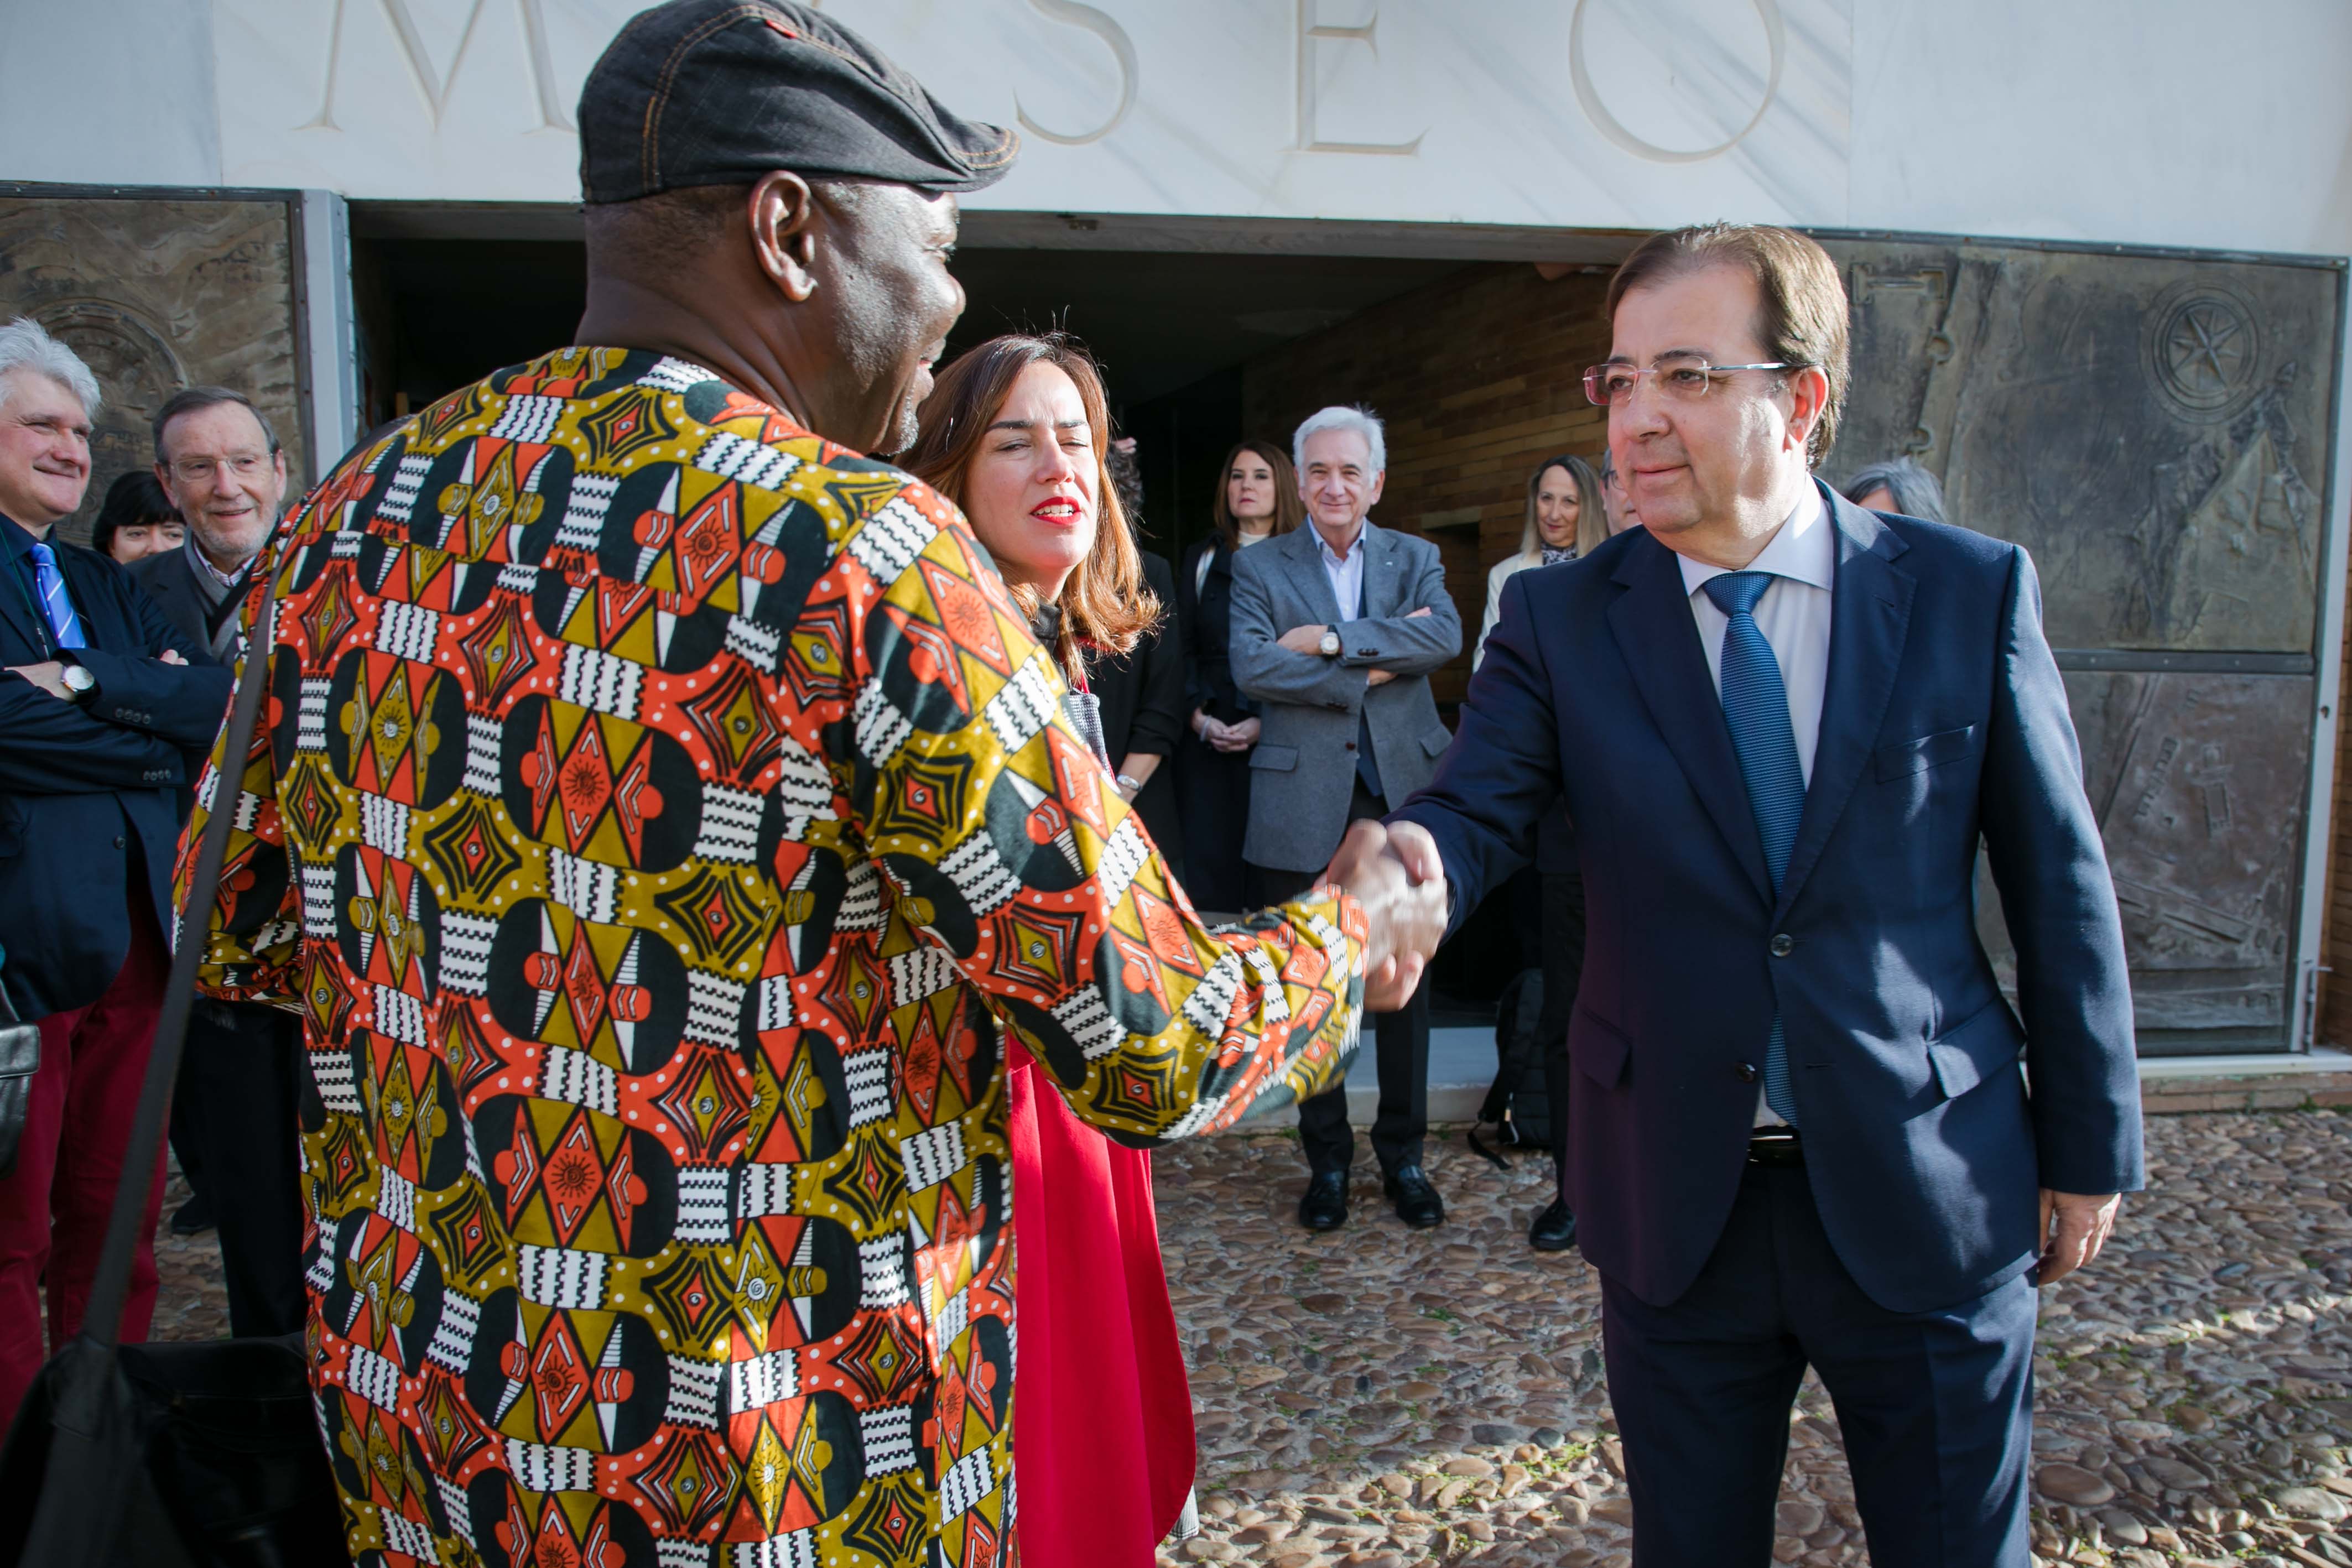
left=1675, top=481, right=1834, bottom=1129
left=1677, top=482, right=1834, bottom=786
left=1315, top=523, right=1368, bottom=621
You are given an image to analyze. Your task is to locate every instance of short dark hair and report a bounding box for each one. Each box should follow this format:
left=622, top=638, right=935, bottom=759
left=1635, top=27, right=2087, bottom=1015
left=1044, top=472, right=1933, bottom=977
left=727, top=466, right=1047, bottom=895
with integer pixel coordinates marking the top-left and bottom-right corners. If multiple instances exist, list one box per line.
left=92, top=468, right=181, bottom=560
left=1606, top=223, right=1850, bottom=466
left=153, top=384, right=281, bottom=463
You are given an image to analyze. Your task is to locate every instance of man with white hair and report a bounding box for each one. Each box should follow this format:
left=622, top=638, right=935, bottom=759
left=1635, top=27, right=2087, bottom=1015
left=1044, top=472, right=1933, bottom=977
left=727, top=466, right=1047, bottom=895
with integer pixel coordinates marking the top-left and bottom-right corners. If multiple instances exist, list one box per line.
left=0, top=316, right=232, bottom=1427
left=1232, top=404, right=1463, bottom=1230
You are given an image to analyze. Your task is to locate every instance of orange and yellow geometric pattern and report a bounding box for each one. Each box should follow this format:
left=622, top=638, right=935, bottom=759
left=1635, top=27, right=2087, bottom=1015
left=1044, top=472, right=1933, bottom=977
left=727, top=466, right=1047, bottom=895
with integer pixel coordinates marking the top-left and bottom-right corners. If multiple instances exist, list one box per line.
left=182, top=346, right=1364, bottom=1568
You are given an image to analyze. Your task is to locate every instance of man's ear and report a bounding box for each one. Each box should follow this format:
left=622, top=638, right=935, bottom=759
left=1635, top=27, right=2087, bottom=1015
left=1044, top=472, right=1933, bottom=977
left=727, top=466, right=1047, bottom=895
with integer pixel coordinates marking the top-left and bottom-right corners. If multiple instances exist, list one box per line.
left=1786, top=366, right=1831, bottom=455
left=746, top=171, right=821, bottom=304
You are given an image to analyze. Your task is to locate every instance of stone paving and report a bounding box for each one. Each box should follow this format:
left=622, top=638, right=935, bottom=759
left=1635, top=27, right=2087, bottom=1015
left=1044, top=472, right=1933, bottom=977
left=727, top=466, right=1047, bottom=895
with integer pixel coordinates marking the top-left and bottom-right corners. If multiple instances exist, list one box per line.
left=1146, top=1111, right=2352, bottom=1568
left=148, top=1111, right=2352, bottom=1567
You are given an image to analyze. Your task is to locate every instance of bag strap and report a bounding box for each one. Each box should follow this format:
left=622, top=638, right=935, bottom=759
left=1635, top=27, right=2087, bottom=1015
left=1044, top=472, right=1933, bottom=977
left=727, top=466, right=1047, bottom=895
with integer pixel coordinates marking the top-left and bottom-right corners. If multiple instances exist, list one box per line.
left=79, top=564, right=280, bottom=1350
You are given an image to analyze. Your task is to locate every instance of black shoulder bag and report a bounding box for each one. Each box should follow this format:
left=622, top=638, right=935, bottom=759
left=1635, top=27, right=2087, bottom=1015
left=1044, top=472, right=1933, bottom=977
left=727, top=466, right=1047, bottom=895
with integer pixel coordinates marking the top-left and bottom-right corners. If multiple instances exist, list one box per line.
left=0, top=567, right=346, bottom=1567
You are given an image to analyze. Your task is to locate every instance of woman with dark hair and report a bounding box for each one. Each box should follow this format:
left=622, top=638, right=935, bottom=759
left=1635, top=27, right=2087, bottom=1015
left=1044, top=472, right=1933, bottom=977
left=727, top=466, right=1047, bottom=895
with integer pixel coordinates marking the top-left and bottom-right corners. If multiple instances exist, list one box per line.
left=903, top=333, right=1196, bottom=1566
left=90, top=469, right=184, bottom=565
left=1475, top=452, right=1602, bottom=666
left=1173, top=439, right=1304, bottom=911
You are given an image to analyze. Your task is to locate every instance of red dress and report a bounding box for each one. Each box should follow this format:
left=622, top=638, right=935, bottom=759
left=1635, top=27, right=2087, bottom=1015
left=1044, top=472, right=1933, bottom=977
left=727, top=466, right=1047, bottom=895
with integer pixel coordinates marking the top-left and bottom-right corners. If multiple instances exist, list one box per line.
left=1006, top=666, right=1196, bottom=1565
left=1007, top=1055, right=1196, bottom=1564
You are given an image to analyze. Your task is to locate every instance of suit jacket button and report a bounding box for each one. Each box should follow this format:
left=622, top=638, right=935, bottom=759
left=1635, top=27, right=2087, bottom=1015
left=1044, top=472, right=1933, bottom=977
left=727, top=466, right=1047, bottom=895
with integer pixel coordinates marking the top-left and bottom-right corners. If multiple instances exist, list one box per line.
left=1358, top=647, right=1377, bottom=657
left=1735, top=1062, right=1758, bottom=1083
left=1770, top=933, right=1796, bottom=957
left=1344, top=741, right=1357, bottom=752
left=113, top=835, right=126, bottom=850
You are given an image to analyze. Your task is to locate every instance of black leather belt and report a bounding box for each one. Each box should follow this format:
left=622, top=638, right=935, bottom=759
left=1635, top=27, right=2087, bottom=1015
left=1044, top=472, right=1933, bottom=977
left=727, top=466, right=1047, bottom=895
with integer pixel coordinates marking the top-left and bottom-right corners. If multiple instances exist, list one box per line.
left=1747, top=1128, right=1804, bottom=1168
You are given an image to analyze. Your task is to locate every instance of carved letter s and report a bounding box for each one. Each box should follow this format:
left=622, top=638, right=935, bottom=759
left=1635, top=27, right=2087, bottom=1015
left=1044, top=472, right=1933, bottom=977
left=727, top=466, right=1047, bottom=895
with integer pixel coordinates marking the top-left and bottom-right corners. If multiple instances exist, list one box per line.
left=1015, top=0, right=1138, bottom=147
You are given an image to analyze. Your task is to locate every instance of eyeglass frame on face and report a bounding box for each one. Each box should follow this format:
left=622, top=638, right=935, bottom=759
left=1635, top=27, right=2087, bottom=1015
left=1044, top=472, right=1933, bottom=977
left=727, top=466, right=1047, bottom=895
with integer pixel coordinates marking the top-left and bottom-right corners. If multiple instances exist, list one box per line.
left=1582, top=355, right=1799, bottom=409
left=164, top=451, right=272, bottom=486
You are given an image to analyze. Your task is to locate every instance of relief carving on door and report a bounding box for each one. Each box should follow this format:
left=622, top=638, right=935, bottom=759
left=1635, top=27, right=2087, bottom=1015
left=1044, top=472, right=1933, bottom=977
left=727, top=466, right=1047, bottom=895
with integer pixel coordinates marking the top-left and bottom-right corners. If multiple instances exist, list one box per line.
left=0, top=196, right=304, bottom=548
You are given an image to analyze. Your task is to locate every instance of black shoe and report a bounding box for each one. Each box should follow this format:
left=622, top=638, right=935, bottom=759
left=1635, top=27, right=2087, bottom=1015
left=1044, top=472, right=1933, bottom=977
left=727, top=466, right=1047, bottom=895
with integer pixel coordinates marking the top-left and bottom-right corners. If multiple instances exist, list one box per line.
left=169, top=1191, right=216, bottom=1237
left=1529, top=1197, right=1578, bottom=1252
left=1383, top=1165, right=1445, bottom=1228
left=1298, top=1171, right=1349, bottom=1231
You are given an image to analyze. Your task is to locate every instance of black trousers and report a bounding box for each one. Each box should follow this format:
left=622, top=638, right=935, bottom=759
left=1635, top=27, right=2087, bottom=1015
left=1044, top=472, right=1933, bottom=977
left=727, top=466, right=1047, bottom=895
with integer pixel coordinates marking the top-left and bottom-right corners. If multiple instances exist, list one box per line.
left=1245, top=781, right=1430, bottom=1178
left=1537, top=869, right=1586, bottom=1192
left=180, top=999, right=307, bottom=1337
left=1602, top=1164, right=2035, bottom=1567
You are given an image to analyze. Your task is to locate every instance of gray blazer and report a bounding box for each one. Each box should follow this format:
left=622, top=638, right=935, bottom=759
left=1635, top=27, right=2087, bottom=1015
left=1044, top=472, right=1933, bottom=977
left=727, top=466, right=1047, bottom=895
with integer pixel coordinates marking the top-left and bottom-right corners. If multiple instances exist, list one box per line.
left=1230, top=522, right=1461, bottom=872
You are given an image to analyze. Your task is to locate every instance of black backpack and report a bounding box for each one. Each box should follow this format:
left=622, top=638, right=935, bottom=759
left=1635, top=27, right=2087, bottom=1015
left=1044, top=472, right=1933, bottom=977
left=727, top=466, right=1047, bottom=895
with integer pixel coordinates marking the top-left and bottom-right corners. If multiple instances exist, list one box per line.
left=1471, top=967, right=1551, bottom=1162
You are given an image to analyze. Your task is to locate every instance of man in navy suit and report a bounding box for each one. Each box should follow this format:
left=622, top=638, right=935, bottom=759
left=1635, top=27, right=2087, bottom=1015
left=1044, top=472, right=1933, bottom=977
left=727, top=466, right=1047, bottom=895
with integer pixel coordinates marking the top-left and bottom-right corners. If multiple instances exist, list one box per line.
left=1380, top=227, right=2143, bottom=1565
left=0, top=318, right=233, bottom=1426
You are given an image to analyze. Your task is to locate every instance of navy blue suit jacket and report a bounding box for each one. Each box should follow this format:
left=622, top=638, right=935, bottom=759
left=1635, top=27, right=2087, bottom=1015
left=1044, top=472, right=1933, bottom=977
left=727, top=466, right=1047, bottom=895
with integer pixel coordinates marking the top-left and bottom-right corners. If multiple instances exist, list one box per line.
left=0, top=518, right=233, bottom=1020
left=1393, top=485, right=2143, bottom=1314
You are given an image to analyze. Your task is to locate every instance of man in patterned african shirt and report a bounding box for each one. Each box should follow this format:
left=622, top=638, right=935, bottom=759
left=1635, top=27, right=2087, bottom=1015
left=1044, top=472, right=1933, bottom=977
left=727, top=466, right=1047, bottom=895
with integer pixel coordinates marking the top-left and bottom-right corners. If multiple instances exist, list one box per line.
left=177, top=6, right=1446, bottom=1567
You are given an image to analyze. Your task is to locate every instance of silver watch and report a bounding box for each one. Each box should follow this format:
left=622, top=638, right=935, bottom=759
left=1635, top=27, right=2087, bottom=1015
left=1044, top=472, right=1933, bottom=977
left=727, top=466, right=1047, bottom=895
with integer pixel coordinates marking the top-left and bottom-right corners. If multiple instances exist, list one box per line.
left=1318, top=629, right=1341, bottom=658
left=60, top=663, right=95, bottom=701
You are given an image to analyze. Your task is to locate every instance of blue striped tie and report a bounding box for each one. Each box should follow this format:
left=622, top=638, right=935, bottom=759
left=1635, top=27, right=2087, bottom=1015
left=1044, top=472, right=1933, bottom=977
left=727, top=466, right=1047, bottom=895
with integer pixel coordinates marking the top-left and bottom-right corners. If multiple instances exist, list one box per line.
left=1702, top=571, right=1802, bottom=1126
left=27, top=541, right=85, bottom=650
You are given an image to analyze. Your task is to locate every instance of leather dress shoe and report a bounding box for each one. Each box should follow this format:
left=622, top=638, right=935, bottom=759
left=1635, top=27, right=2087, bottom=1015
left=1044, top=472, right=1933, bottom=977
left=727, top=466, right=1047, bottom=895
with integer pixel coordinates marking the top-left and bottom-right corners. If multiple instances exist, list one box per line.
left=1383, top=1165, right=1444, bottom=1228
left=1528, top=1197, right=1578, bottom=1252
left=1298, top=1170, right=1349, bottom=1231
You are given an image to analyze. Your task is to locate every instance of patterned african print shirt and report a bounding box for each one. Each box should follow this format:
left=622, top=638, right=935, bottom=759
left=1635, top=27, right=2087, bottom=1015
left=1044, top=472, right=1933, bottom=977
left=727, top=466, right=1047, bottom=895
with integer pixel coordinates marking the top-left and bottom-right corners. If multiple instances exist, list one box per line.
left=180, top=346, right=1365, bottom=1568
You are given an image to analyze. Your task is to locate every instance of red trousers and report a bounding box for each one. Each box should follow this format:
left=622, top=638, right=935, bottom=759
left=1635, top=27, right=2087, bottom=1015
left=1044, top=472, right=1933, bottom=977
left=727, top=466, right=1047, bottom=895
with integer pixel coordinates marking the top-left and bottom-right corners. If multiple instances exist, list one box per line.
left=0, top=896, right=169, bottom=1430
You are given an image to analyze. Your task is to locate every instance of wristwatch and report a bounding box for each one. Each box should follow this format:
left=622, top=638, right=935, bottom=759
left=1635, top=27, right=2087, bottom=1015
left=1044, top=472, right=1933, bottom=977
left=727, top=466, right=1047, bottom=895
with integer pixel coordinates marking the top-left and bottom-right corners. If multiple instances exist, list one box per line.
left=59, top=663, right=94, bottom=702
left=1318, top=629, right=1341, bottom=658
left=1115, top=773, right=1143, bottom=795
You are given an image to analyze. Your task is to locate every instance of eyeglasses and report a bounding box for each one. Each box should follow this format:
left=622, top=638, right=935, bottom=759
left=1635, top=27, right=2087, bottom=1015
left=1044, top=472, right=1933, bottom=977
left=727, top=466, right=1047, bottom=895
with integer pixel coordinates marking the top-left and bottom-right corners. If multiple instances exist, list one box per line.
left=166, top=452, right=270, bottom=485
left=1583, top=356, right=1797, bottom=408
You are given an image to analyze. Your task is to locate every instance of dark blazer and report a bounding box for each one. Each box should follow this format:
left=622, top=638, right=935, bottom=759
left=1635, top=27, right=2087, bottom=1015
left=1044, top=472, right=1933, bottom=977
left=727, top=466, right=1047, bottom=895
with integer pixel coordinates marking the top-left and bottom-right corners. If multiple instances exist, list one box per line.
left=130, top=540, right=244, bottom=661
left=1084, top=551, right=1186, bottom=859
left=1393, top=485, right=2143, bottom=1314
left=0, top=519, right=232, bottom=1020
left=1178, top=536, right=1255, bottom=725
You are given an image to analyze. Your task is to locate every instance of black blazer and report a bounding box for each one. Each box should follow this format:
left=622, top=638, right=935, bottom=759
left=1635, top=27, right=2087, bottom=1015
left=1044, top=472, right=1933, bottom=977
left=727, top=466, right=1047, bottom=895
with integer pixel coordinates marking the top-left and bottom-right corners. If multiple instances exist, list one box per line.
left=1394, top=485, right=2143, bottom=1314
left=1085, top=552, right=1186, bottom=855
left=1177, top=536, right=1255, bottom=726
left=0, top=519, right=232, bottom=1019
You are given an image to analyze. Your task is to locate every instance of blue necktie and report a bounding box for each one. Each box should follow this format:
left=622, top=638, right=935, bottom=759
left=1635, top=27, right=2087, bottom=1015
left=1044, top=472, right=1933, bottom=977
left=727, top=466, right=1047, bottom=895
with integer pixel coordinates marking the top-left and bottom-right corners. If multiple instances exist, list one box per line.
left=26, top=542, right=85, bottom=651
left=1702, top=571, right=1802, bottom=1126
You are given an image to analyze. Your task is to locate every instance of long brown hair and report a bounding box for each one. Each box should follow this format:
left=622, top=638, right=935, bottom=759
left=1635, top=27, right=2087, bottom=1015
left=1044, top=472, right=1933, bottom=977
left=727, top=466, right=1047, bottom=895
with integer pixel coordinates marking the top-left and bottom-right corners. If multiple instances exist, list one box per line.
left=905, top=333, right=1160, bottom=681
left=1521, top=454, right=1607, bottom=560
left=1211, top=438, right=1305, bottom=551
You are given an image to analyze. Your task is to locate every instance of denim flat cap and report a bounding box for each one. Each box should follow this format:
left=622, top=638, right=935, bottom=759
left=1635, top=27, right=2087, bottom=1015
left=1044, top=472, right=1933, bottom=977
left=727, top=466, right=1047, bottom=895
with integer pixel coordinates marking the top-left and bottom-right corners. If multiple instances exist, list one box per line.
left=579, top=0, right=1019, bottom=202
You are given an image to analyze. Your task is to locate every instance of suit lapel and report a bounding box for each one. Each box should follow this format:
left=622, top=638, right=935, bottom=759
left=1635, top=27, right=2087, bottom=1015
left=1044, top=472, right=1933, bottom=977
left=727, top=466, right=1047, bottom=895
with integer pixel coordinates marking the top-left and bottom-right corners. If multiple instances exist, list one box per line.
left=1607, top=532, right=1775, bottom=907
left=1280, top=525, right=1346, bottom=626
left=1360, top=523, right=1397, bottom=618
left=0, top=520, right=48, bottom=657
left=1774, top=486, right=1916, bottom=918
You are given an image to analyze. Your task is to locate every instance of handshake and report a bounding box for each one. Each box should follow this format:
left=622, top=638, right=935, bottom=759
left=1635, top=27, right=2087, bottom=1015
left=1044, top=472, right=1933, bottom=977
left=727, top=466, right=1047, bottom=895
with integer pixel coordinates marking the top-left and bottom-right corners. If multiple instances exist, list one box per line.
left=1318, top=819, right=1450, bottom=1012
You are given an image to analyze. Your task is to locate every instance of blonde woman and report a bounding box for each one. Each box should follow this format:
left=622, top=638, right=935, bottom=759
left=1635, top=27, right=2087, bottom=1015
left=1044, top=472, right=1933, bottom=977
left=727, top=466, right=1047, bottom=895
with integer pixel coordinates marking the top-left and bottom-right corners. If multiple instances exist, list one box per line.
left=1475, top=453, right=1605, bottom=668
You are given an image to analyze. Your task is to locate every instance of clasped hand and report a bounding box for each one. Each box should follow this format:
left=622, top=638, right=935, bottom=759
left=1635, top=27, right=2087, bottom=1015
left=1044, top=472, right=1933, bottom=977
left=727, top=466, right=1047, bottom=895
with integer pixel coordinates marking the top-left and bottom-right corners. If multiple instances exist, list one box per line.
left=1320, top=818, right=1447, bottom=1013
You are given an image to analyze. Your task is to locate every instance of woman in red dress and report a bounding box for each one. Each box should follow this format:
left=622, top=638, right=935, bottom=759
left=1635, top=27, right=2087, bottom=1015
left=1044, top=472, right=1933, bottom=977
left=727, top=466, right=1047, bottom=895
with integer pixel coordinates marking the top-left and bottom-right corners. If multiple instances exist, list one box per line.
left=904, top=334, right=1198, bottom=1566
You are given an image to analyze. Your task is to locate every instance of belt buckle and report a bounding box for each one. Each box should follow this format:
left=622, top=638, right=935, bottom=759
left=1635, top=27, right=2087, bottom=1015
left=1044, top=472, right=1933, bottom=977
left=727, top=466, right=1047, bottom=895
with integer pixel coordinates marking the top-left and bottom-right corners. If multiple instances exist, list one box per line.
left=1747, top=1128, right=1803, bottom=1168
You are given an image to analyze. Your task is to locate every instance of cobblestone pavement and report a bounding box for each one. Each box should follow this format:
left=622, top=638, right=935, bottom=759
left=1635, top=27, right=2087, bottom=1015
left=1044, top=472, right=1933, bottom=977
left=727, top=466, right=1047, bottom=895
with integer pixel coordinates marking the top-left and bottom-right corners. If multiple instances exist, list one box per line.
left=1148, top=1112, right=2352, bottom=1568
left=151, top=1113, right=2352, bottom=1567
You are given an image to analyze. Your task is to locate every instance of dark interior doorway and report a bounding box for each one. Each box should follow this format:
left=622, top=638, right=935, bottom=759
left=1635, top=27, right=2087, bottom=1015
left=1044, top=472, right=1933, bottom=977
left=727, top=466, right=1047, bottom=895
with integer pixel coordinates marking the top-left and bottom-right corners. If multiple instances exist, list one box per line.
left=346, top=206, right=1460, bottom=566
